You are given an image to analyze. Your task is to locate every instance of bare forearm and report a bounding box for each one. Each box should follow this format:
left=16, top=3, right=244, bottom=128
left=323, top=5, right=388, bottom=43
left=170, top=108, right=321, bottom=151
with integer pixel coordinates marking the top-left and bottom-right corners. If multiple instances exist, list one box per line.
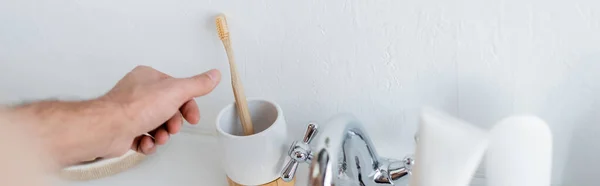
left=7, top=99, right=126, bottom=166
left=0, top=110, right=51, bottom=185
left=0, top=67, right=220, bottom=169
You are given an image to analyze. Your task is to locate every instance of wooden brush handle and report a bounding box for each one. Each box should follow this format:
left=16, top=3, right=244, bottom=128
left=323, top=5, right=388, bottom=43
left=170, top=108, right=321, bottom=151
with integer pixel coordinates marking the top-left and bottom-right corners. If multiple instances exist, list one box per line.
left=222, top=39, right=254, bottom=135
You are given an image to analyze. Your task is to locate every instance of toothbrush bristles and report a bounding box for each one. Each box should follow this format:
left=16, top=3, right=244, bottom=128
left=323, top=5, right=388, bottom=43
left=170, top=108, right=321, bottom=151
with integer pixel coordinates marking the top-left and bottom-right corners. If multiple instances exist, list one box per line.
left=215, top=15, right=230, bottom=41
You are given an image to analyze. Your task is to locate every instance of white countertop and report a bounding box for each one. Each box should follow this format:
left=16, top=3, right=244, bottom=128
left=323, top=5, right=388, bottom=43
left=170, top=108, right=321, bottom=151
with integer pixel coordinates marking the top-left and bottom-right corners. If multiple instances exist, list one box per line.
left=57, top=132, right=492, bottom=186
left=61, top=132, right=309, bottom=186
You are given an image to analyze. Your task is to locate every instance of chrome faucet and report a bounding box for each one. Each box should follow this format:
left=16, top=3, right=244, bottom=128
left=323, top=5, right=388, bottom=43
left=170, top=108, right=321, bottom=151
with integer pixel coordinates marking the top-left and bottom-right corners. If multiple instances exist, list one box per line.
left=280, top=114, right=414, bottom=186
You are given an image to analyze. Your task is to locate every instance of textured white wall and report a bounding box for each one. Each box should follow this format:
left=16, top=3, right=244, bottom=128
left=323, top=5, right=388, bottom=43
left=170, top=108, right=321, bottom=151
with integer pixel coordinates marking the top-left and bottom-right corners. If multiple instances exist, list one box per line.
left=1, top=0, right=600, bottom=185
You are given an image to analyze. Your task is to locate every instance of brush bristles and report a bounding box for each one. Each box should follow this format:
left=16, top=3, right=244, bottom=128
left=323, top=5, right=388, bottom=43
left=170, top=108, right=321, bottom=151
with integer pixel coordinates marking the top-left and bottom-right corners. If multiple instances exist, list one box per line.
left=215, top=15, right=229, bottom=41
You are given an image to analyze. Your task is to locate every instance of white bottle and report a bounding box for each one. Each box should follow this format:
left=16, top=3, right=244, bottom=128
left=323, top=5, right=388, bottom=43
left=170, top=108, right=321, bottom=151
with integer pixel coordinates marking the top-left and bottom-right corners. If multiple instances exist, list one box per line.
left=486, top=116, right=553, bottom=186
left=410, top=108, right=490, bottom=186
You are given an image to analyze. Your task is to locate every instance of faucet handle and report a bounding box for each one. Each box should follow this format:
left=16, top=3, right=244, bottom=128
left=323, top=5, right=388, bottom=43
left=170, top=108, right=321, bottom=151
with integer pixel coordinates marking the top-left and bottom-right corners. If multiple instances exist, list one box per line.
left=303, top=122, right=318, bottom=143
left=281, top=122, right=319, bottom=182
left=281, top=158, right=299, bottom=182
left=383, top=155, right=415, bottom=184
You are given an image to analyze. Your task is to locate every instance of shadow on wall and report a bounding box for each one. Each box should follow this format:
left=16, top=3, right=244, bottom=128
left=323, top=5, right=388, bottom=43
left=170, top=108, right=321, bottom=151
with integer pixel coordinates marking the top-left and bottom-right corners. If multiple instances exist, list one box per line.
left=553, top=56, right=600, bottom=186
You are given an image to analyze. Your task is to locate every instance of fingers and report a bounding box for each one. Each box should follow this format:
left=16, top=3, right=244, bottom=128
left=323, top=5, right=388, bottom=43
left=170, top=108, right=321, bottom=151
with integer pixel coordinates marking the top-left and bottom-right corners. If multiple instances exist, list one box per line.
left=192, top=69, right=221, bottom=95
left=166, top=111, right=184, bottom=134
left=176, top=69, right=221, bottom=100
left=139, top=136, right=157, bottom=154
left=138, top=111, right=182, bottom=155
left=180, top=99, right=200, bottom=124
left=154, top=128, right=169, bottom=145
left=147, top=125, right=170, bottom=145
left=131, top=128, right=168, bottom=155
left=131, top=136, right=142, bottom=150
left=131, top=135, right=156, bottom=155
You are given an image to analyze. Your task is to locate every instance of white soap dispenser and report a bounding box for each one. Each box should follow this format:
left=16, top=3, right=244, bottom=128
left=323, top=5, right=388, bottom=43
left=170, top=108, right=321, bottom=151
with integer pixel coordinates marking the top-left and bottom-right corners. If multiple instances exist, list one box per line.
left=486, top=116, right=553, bottom=186
left=409, top=108, right=490, bottom=186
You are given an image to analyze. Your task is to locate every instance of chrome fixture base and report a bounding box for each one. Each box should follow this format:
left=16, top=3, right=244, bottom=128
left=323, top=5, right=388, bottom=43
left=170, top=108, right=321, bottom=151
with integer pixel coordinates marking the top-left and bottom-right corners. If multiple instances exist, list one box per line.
left=281, top=114, right=414, bottom=186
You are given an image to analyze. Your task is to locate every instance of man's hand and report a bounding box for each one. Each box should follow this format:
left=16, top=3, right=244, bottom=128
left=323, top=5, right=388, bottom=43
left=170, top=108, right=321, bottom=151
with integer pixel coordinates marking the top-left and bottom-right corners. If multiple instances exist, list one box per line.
left=7, top=66, right=221, bottom=167
left=103, top=65, right=221, bottom=155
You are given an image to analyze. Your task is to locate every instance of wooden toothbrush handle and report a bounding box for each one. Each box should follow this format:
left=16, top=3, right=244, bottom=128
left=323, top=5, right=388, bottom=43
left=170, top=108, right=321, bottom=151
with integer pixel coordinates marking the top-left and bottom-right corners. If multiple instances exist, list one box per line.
left=232, top=84, right=253, bottom=135
left=223, top=39, right=254, bottom=135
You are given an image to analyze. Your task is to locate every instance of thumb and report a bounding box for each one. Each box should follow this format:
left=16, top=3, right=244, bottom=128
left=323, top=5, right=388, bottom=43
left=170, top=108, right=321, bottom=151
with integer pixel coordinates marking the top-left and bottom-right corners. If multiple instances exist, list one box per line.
left=172, top=69, right=222, bottom=100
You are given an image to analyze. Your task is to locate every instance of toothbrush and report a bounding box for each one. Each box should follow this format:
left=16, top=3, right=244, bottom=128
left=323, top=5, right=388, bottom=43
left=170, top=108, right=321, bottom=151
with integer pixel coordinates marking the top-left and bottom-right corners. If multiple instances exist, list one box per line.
left=215, top=14, right=254, bottom=135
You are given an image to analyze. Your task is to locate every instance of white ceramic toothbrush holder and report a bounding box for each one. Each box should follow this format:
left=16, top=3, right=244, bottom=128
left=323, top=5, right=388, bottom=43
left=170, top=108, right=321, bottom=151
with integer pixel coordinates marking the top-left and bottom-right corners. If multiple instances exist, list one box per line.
left=216, top=98, right=290, bottom=185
